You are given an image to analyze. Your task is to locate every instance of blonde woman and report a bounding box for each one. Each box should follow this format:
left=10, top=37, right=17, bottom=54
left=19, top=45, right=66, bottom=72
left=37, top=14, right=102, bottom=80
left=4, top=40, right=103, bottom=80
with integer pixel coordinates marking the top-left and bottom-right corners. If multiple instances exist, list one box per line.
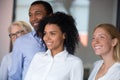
left=88, top=23, right=120, bottom=80
left=0, top=21, right=32, bottom=80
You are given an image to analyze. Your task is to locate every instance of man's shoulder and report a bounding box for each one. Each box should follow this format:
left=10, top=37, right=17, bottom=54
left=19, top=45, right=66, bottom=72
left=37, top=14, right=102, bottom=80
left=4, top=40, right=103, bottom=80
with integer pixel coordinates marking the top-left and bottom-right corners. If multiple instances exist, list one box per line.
left=19, top=32, right=33, bottom=39
left=13, top=32, right=34, bottom=46
left=16, top=32, right=33, bottom=41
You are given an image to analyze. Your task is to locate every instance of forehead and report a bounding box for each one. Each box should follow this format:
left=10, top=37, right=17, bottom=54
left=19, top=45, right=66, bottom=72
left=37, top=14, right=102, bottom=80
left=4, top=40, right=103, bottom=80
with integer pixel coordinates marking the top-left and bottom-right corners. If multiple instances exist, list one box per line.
left=10, top=25, right=22, bottom=32
left=45, top=24, right=61, bottom=31
left=93, top=27, right=110, bottom=36
left=29, top=4, right=46, bottom=13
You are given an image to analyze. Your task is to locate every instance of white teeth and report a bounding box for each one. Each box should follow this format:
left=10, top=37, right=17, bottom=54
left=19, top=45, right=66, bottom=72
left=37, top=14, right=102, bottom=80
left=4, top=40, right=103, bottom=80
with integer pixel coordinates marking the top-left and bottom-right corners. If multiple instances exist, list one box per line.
left=46, top=43, right=52, bottom=45
left=33, top=23, right=38, bottom=26
left=94, top=46, right=101, bottom=49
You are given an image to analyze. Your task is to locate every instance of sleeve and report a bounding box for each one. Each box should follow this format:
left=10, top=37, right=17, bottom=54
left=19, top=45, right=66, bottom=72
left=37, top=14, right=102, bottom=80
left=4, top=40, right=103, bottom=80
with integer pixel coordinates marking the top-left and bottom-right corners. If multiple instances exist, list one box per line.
left=8, top=39, right=23, bottom=80
left=109, top=65, right=120, bottom=80
left=0, top=55, right=9, bottom=80
left=88, top=60, right=102, bottom=80
left=24, top=53, right=39, bottom=80
left=114, top=71, right=120, bottom=80
left=70, top=60, right=83, bottom=80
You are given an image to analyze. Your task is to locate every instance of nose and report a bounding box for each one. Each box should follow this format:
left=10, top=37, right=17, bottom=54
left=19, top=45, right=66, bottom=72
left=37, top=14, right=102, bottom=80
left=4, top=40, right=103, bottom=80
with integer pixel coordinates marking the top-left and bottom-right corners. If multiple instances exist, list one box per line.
left=93, top=38, right=100, bottom=44
left=43, top=34, right=50, bottom=41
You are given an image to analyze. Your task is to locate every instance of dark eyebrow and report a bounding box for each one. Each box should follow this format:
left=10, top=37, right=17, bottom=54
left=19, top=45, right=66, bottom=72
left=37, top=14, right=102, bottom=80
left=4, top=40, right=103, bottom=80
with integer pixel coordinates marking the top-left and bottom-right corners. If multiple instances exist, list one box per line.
left=29, top=10, right=41, bottom=14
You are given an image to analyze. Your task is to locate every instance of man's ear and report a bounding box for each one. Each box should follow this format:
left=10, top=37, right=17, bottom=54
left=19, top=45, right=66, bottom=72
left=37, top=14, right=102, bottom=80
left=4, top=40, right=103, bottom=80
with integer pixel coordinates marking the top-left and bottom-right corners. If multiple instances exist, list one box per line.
left=63, top=33, right=66, bottom=39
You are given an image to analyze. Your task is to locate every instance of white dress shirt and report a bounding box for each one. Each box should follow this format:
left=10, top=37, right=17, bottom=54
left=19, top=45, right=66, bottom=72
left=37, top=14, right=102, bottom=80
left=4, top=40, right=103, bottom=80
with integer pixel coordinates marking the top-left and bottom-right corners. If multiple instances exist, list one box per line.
left=25, top=49, right=83, bottom=80
left=88, top=60, right=120, bottom=80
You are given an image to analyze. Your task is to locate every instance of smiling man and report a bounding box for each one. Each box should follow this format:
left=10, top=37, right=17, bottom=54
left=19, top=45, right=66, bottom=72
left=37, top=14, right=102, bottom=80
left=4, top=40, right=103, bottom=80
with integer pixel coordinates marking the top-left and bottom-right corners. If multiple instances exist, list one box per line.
left=8, top=1, right=53, bottom=80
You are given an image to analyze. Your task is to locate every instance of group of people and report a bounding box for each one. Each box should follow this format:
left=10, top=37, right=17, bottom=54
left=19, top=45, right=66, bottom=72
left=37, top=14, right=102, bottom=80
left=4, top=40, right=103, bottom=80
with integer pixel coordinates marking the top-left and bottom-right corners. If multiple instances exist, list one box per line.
left=0, top=0, right=120, bottom=80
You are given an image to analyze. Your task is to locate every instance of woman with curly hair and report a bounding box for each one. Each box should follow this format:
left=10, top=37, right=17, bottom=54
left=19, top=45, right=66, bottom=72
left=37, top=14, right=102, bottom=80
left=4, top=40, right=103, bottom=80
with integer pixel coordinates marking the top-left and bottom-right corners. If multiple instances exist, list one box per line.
left=25, top=12, right=83, bottom=80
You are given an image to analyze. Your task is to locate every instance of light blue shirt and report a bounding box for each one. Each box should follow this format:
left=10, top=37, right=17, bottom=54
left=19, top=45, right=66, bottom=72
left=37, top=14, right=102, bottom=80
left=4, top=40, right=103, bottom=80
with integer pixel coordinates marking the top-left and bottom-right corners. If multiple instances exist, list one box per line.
left=0, top=53, right=12, bottom=80
left=8, top=31, right=46, bottom=80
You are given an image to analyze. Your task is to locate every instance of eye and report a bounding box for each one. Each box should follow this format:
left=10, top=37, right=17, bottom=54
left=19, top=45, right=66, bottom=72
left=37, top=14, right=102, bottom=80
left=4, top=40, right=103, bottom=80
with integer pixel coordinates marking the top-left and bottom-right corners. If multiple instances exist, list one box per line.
left=9, top=33, right=16, bottom=38
left=16, top=31, right=21, bottom=34
left=43, top=32, right=46, bottom=36
left=29, top=13, right=31, bottom=17
left=50, top=32, right=56, bottom=36
left=92, top=37, right=95, bottom=40
left=92, top=35, right=95, bottom=40
left=100, top=35, right=105, bottom=39
left=92, top=37, right=96, bottom=42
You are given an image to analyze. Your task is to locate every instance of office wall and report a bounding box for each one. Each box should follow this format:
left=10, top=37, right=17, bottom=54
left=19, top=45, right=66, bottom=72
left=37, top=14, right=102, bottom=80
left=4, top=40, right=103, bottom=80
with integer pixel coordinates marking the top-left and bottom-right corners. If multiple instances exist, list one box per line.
left=0, top=0, right=118, bottom=69
left=0, top=0, right=13, bottom=62
left=75, top=0, right=117, bottom=70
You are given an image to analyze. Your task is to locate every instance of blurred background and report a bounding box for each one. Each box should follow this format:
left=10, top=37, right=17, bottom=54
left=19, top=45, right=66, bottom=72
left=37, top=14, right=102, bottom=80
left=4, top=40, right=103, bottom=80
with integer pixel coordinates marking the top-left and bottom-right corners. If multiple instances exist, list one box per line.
left=0, top=0, right=119, bottom=79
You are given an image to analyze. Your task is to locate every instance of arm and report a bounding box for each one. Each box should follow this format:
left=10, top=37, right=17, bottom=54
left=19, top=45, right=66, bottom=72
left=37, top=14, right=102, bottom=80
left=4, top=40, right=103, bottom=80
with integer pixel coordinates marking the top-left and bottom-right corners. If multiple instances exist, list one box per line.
left=0, top=55, right=9, bottom=80
left=8, top=39, right=23, bottom=80
left=70, top=60, right=83, bottom=80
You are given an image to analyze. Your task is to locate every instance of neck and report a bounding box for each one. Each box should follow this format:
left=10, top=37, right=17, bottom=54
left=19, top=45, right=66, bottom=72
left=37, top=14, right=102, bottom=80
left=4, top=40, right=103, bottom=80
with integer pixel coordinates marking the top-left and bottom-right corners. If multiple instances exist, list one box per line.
left=51, top=47, right=64, bottom=57
left=102, top=58, right=115, bottom=69
left=102, top=51, right=115, bottom=64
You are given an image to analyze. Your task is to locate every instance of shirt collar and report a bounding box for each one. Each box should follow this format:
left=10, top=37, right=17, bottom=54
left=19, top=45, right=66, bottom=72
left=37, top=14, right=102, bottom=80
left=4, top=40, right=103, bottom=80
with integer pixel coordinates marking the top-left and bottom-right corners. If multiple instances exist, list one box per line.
left=31, top=30, right=43, bottom=42
left=31, top=30, right=37, bottom=36
left=44, top=48, right=69, bottom=61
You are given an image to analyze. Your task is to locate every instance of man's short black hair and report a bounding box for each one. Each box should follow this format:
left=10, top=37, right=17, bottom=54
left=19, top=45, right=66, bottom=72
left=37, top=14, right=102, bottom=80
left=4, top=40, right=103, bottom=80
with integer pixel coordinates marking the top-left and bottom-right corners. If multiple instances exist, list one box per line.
left=31, top=0, right=53, bottom=15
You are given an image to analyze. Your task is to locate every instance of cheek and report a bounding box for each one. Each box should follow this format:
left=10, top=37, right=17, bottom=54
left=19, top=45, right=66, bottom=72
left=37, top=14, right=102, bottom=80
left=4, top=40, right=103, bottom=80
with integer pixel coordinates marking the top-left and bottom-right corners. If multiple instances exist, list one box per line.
left=43, top=35, right=49, bottom=43
left=105, top=39, right=112, bottom=45
left=11, top=38, right=15, bottom=43
left=104, top=40, right=113, bottom=49
left=37, top=15, right=44, bottom=20
left=29, top=19, right=32, bottom=24
left=29, top=16, right=32, bottom=21
left=43, top=36, right=46, bottom=42
left=91, top=41, right=95, bottom=48
left=56, top=37, right=64, bottom=45
left=38, top=16, right=42, bottom=20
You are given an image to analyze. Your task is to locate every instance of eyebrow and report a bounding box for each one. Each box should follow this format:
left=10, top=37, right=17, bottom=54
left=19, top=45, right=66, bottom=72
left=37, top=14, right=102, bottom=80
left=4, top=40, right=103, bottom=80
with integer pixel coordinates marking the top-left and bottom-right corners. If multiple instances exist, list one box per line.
left=44, top=30, right=57, bottom=33
left=29, top=10, right=42, bottom=14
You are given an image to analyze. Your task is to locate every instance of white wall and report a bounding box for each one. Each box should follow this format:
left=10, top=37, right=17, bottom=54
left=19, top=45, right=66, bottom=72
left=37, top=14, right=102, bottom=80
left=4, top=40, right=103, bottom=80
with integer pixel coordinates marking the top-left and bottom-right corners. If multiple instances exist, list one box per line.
left=0, top=0, right=13, bottom=62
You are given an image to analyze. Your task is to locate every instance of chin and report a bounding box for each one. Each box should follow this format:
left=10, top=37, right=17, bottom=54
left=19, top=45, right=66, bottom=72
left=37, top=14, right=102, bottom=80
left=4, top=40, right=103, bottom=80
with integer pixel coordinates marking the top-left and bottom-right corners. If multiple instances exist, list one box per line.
left=95, top=52, right=102, bottom=56
left=47, top=46, right=52, bottom=50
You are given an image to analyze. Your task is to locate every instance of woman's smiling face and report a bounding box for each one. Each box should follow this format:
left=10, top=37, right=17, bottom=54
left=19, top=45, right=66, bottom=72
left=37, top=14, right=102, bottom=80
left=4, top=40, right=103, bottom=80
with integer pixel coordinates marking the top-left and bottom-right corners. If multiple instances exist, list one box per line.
left=91, top=27, right=114, bottom=56
left=43, top=24, right=65, bottom=55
